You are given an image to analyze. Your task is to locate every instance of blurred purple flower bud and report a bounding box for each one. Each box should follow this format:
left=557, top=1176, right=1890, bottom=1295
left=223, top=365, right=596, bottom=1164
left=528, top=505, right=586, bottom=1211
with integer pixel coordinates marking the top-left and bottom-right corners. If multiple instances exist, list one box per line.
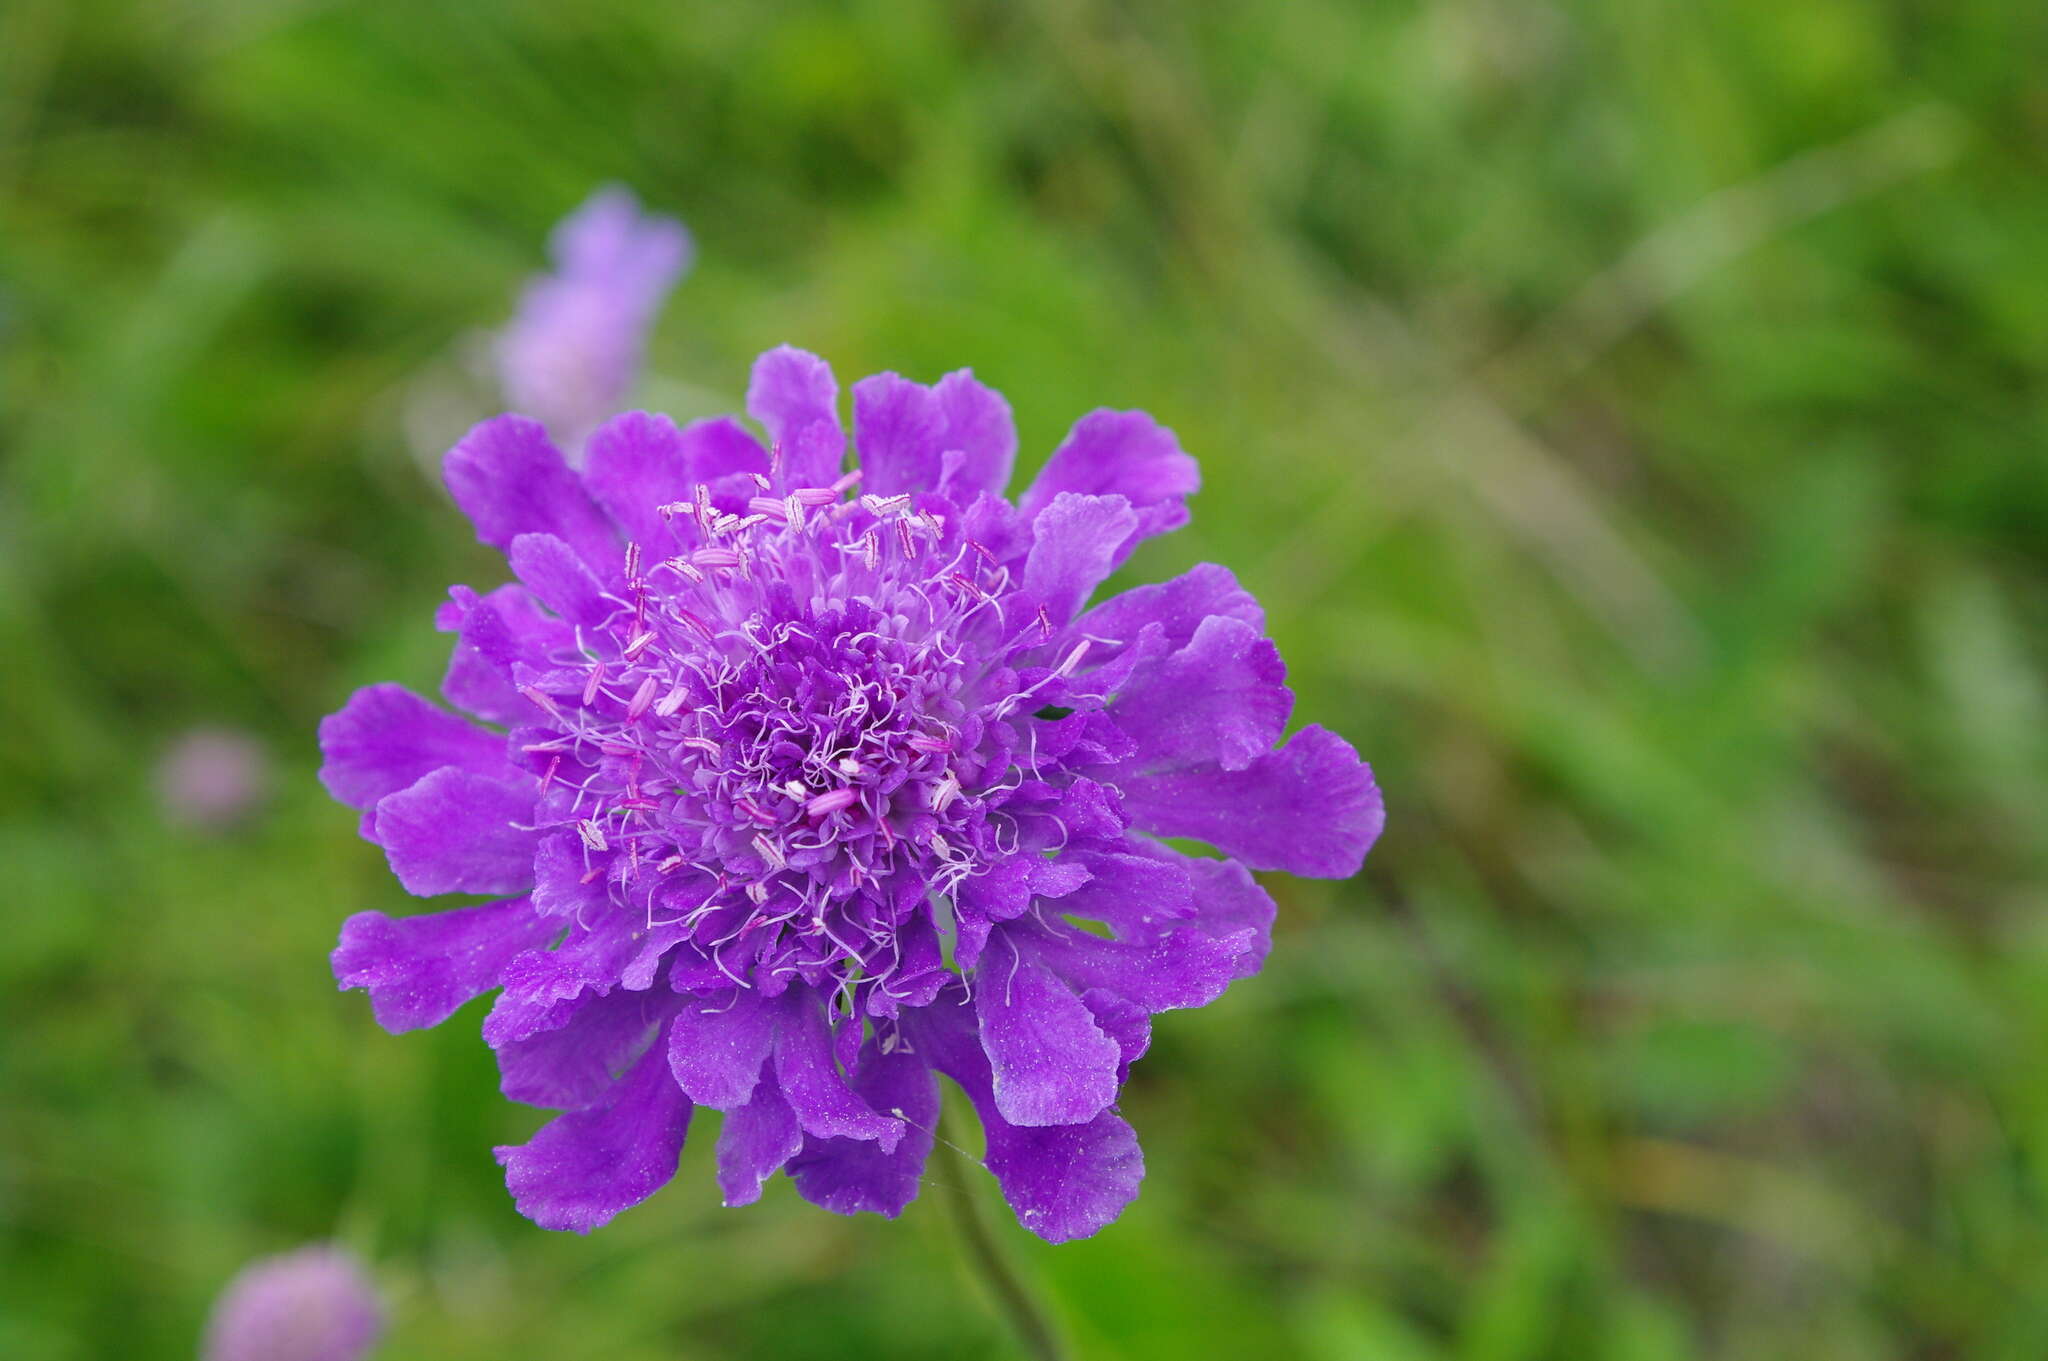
left=496, top=186, right=692, bottom=460
left=201, top=1245, right=382, bottom=1361
left=156, top=727, right=271, bottom=830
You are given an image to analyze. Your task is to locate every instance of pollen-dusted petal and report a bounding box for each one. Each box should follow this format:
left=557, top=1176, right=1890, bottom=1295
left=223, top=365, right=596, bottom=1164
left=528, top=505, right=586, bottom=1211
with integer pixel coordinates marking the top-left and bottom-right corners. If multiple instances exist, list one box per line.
left=1079, top=988, right=1151, bottom=1083
left=910, top=993, right=1144, bottom=1243
left=582, top=412, right=771, bottom=547
left=1111, top=614, right=1292, bottom=772
left=373, top=767, right=535, bottom=897
left=530, top=830, right=612, bottom=920
left=934, top=369, right=1017, bottom=501
left=773, top=992, right=905, bottom=1149
left=483, top=927, right=640, bottom=1048
left=443, top=415, right=618, bottom=570
left=497, top=988, right=675, bottom=1110
left=508, top=533, right=610, bottom=630
left=580, top=411, right=691, bottom=547
left=854, top=371, right=947, bottom=495
left=1017, top=913, right=1246, bottom=1015
left=319, top=683, right=514, bottom=812
left=1120, top=724, right=1384, bottom=878
left=975, top=947, right=1123, bottom=1127
left=715, top=1072, right=803, bottom=1207
left=786, top=1040, right=939, bottom=1218
left=1022, top=492, right=1139, bottom=625
left=1075, top=563, right=1264, bottom=662
left=1183, top=854, right=1278, bottom=980
left=666, top=989, right=778, bottom=1110
left=1020, top=408, right=1198, bottom=561
left=1050, top=849, right=1194, bottom=935
left=746, top=345, right=843, bottom=487
left=495, top=1038, right=693, bottom=1233
left=439, top=584, right=571, bottom=724
left=332, top=895, right=554, bottom=1033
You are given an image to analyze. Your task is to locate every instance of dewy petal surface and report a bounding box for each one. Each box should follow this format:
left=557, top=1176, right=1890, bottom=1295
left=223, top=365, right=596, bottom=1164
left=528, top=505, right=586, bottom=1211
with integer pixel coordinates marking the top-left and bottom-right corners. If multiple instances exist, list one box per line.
left=495, top=1039, right=693, bottom=1233
left=324, top=344, right=1383, bottom=1242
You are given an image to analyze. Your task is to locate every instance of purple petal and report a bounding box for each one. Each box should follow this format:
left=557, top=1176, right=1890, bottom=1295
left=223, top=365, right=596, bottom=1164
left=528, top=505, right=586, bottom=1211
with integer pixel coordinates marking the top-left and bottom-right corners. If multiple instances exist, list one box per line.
left=1079, top=988, right=1151, bottom=1083
left=1075, top=563, right=1263, bottom=662
left=1020, top=409, right=1198, bottom=561
left=494, top=1038, right=693, bottom=1233
left=853, top=372, right=946, bottom=495
left=1022, top=492, right=1139, bottom=625
left=934, top=369, right=1017, bottom=501
left=318, top=683, right=512, bottom=812
left=497, top=988, right=675, bottom=1109
left=439, top=585, right=572, bottom=725
left=443, top=415, right=618, bottom=570
left=530, top=829, right=611, bottom=920
left=974, top=945, right=1122, bottom=1127
left=333, top=895, right=554, bottom=1033
left=715, top=1074, right=803, bottom=1206
left=909, top=993, right=1143, bottom=1243
left=582, top=412, right=769, bottom=549
left=482, top=927, right=640, bottom=1047
left=746, top=346, right=844, bottom=488
left=508, top=533, right=609, bottom=630
left=1120, top=724, right=1383, bottom=877
left=773, top=991, right=905, bottom=1149
left=1184, top=854, right=1278, bottom=980
left=665, top=989, right=778, bottom=1109
left=372, top=767, right=535, bottom=896
left=1112, top=614, right=1291, bottom=772
left=580, top=411, right=691, bottom=548
left=1015, top=913, right=1246, bottom=1014
left=786, top=1039, right=938, bottom=1218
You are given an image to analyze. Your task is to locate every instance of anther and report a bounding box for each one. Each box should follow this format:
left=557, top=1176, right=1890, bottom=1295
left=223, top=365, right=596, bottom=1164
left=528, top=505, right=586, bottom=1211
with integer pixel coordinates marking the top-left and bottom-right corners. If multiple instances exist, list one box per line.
left=576, top=819, right=609, bottom=852
left=582, top=664, right=606, bottom=705
left=626, top=676, right=659, bottom=721
left=806, top=788, right=857, bottom=818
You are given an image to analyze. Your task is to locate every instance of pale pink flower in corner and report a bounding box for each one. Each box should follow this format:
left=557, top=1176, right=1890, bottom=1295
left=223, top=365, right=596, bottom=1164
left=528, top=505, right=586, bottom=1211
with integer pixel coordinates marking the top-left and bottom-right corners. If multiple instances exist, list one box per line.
left=201, top=1245, right=382, bottom=1361
left=156, top=727, right=271, bottom=831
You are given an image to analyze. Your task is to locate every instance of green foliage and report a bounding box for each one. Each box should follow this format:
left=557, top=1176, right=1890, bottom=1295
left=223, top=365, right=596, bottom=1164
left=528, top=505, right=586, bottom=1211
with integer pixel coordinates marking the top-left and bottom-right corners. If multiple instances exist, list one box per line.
left=4, top=1, right=2046, bottom=1357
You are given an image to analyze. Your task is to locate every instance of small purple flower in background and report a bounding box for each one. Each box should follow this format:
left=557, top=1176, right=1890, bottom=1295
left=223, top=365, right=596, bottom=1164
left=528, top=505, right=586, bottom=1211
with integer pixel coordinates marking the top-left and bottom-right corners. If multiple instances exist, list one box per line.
left=321, top=348, right=1383, bottom=1242
left=495, top=186, right=691, bottom=459
left=157, top=727, right=271, bottom=831
left=201, top=1245, right=382, bottom=1361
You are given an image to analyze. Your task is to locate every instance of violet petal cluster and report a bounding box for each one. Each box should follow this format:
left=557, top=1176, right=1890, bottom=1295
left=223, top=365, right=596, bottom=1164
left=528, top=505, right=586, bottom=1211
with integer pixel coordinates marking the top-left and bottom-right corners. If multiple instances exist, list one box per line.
left=322, top=348, right=1382, bottom=1241
left=495, top=186, right=691, bottom=457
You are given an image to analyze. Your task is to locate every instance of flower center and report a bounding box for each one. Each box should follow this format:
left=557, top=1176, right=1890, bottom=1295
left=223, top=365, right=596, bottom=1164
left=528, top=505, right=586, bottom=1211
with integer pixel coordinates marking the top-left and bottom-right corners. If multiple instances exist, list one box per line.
left=521, top=474, right=1026, bottom=994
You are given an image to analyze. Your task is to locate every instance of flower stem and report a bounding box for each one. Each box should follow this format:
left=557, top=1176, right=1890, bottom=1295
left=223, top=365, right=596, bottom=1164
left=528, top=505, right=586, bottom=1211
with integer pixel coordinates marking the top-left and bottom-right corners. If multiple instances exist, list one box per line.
left=937, top=1107, right=1069, bottom=1361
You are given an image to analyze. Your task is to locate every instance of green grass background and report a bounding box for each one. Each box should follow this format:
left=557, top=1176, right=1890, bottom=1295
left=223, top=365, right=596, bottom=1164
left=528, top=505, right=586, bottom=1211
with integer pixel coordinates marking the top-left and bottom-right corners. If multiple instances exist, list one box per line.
left=5, top=2, right=2047, bottom=1357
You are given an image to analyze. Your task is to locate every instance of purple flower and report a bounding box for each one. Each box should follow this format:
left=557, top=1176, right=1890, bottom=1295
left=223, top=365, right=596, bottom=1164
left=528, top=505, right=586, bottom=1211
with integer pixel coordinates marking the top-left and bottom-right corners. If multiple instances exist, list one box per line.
left=201, top=1246, right=382, bottom=1361
left=157, top=727, right=271, bottom=831
left=321, top=348, right=1383, bottom=1242
left=495, top=187, right=691, bottom=458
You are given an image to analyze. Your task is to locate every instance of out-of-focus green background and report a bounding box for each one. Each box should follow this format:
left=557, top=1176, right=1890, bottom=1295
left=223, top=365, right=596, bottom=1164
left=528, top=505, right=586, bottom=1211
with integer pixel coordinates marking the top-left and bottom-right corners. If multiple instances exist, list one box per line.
left=5, top=2, right=2046, bottom=1357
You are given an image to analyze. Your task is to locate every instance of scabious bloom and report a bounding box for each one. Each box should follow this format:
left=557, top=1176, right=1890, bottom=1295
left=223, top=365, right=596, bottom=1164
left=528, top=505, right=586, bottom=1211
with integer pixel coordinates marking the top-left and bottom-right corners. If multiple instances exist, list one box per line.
left=321, top=348, right=1382, bottom=1241
left=201, top=1245, right=382, bottom=1361
left=495, top=186, right=691, bottom=458
left=157, top=727, right=271, bottom=831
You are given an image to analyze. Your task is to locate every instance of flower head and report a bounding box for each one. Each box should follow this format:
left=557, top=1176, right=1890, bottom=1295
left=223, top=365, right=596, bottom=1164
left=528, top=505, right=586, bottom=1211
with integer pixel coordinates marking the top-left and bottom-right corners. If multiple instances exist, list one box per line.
left=496, top=186, right=691, bottom=457
left=322, top=348, right=1382, bottom=1241
left=157, top=727, right=271, bottom=831
left=201, top=1245, right=382, bottom=1361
